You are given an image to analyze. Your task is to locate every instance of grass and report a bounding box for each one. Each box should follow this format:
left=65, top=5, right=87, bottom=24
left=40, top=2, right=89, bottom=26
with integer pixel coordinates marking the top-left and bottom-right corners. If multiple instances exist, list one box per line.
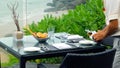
left=1, top=53, right=19, bottom=67
left=1, top=53, right=63, bottom=67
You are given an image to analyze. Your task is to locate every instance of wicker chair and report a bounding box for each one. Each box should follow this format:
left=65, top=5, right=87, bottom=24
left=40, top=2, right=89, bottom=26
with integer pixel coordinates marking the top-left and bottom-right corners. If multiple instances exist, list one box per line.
left=38, top=48, right=116, bottom=68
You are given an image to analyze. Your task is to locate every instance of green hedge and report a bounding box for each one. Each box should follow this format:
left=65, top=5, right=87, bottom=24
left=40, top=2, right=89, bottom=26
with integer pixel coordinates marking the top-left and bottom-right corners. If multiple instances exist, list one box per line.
left=24, top=0, right=105, bottom=39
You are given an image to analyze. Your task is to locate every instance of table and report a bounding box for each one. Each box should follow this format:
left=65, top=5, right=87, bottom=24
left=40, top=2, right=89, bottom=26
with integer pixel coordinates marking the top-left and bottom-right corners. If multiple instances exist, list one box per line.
left=0, top=35, right=106, bottom=68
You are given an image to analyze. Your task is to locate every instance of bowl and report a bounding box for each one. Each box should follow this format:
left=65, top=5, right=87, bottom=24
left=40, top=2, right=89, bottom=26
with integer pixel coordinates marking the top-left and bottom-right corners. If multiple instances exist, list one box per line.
left=33, top=36, right=49, bottom=43
left=31, top=32, right=48, bottom=42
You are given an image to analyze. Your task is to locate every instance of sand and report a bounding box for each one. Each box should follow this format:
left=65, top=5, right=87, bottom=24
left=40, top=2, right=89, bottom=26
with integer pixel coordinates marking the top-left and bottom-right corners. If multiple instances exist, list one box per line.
left=0, top=10, right=68, bottom=38
left=0, top=48, right=9, bottom=63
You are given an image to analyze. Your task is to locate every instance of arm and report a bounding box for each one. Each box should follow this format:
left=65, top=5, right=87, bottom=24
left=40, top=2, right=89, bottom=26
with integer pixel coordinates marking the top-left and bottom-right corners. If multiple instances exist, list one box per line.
left=93, top=19, right=118, bottom=42
left=93, top=0, right=120, bottom=42
left=103, top=19, right=118, bottom=35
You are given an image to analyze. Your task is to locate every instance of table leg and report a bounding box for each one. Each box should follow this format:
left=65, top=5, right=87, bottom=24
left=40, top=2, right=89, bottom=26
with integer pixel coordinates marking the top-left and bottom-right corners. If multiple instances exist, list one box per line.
left=20, top=58, right=26, bottom=68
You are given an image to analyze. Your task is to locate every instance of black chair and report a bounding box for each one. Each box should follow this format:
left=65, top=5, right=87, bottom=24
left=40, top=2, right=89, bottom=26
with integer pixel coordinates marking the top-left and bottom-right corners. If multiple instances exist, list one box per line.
left=38, top=48, right=116, bottom=68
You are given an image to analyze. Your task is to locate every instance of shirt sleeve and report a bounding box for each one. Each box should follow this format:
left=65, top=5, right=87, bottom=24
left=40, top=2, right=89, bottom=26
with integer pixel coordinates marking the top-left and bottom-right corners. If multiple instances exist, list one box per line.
left=107, top=0, right=120, bottom=21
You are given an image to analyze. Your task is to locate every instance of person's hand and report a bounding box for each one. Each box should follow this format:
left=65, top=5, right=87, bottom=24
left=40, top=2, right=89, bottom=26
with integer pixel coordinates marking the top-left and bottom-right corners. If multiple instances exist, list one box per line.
left=92, top=30, right=106, bottom=42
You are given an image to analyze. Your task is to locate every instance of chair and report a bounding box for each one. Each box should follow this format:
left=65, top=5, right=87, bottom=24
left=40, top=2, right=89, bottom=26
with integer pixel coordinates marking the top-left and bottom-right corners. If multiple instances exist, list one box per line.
left=38, top=48, right=116, bottom=68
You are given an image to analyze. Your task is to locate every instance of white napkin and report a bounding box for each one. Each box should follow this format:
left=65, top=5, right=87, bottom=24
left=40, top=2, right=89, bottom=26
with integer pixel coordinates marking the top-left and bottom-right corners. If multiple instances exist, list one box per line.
left=23, top=47, right=40, bottom=52
left=67, top=35, right=83, bottom=40
left=52, top=43, right=72, bottom=49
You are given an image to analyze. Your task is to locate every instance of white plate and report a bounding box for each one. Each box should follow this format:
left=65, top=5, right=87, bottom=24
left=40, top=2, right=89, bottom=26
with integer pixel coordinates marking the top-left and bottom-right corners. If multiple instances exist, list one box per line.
left=23, top=47, right=40, bottom=52
left=79, top=40, right=96, bottom=45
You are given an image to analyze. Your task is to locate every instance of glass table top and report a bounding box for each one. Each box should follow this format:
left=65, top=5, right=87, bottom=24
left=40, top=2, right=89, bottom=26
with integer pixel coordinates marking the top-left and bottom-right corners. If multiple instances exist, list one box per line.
left=0, top=33, right=97, bottom=55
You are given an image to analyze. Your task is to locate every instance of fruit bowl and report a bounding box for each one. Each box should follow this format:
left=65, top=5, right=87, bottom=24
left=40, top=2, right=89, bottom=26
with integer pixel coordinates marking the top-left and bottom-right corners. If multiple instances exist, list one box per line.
left=34, top=36, right=49, bottom=43
left=25, top=27, right=48, bottom=42
left=32, top=32, right=48, bottom=43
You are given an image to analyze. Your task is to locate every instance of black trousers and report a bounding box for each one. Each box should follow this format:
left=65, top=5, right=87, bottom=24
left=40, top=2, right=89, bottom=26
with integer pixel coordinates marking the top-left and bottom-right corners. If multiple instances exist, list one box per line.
left=98, top=36, right=114, bottom=46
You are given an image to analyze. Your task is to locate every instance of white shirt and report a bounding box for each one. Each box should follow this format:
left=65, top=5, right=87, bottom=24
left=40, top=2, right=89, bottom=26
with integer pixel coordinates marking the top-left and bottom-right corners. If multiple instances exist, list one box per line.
left=103, top=0, right=120, bottom=36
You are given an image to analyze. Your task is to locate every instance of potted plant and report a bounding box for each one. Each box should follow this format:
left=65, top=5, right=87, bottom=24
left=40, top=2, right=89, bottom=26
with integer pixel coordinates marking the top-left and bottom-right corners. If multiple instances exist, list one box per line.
left=7, top=2, right=23, bottom=40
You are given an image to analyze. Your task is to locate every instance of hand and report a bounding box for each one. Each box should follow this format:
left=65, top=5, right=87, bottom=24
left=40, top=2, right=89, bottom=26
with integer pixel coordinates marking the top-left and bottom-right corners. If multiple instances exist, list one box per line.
left=92, top=30, right=106, bottom=42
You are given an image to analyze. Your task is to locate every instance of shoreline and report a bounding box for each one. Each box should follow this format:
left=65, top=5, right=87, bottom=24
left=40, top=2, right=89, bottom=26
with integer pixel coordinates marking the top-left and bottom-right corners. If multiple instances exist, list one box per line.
left=0, top=10, right=68, bottom=38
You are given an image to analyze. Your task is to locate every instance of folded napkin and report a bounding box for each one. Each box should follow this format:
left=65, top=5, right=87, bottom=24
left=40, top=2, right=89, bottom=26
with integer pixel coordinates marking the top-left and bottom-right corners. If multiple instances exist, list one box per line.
left=55, top=32, right=70, bottom=39
left=23, top=47, right=40, bottom=52
left=67, top=35, right=84, bottom=43
left=67, top=35, right=83, bottom=40
left=52, top=43, right=72, bottom=49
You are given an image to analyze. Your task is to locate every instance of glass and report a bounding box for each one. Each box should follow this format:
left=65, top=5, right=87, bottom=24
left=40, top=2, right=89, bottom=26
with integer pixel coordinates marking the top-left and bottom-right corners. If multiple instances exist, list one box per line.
left=13, top=40, right=24, bottom=52
left=13, top=31, right=24, bottom=41
left=47, top=26, right=55, bottom=38
left=47, top=26, right=55, bottom=44
left=85, top=29, right=96, bottom=40
left=60, top=37, right=67, bottom=43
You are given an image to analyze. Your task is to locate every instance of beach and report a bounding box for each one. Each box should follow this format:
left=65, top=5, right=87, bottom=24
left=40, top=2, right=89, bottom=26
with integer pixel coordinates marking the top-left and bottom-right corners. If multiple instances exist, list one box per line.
left=0, top=0, right=68, bottom=38
left=0, top=10, right=68, bottom=38
left=0, top=0, right=86, bottom=38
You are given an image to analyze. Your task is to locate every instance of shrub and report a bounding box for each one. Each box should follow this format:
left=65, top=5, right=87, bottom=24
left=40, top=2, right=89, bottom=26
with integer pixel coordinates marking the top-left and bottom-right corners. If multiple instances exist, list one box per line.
left=24, top=0, right=105, bottom=39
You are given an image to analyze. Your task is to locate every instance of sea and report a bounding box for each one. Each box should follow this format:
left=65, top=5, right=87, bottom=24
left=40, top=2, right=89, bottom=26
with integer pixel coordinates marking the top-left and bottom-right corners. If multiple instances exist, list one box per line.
left=0, top=0, right=69, bottom=37
left=0, top=0, right=53, bottom=25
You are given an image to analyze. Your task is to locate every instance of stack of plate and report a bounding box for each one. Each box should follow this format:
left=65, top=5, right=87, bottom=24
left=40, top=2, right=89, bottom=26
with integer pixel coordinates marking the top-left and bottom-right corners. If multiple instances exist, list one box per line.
left=79, top=40, right=96, bottom=46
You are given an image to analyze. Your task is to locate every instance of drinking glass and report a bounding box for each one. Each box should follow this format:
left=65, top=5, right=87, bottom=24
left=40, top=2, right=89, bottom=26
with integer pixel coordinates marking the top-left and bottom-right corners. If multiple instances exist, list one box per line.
left=47, top=26, right=55, bottom=44
left=48, top=26, right=55, bottom=37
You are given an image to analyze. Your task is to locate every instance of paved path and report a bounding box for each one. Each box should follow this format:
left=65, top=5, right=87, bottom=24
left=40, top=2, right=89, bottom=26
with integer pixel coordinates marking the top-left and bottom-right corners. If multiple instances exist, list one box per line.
left=0, top=47, right=9, bottom=63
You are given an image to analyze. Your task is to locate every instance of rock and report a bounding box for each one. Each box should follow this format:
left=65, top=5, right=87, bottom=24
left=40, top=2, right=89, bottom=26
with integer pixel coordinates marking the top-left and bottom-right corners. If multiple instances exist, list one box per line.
left=44, top=7, right=58, bottom=12
left=55, top=1, right=65, bottom=9
left=60, top=7, right=68, bottom=11
left=46, top=0, right=86, bottom=12
left=47, top=3, right=55, bottom=7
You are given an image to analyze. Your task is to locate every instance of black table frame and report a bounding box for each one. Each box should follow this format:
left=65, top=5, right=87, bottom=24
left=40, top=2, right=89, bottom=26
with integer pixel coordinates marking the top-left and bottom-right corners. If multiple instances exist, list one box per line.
left=0, top=38, right=106, bottom=68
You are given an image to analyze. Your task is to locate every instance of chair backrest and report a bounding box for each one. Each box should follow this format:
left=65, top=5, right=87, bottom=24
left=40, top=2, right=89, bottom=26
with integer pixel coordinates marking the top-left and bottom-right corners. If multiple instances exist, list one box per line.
left=60, top=48, right=116, bottom=68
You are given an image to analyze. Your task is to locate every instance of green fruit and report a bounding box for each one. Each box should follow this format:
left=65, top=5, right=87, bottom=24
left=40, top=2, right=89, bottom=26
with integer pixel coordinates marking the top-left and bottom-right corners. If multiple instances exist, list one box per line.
left=35, top=59, right=41, bottom=64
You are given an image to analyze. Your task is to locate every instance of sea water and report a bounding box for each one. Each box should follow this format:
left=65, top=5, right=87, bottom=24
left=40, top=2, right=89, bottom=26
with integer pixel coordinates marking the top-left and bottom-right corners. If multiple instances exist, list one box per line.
left=0, top=0, right=52, bottom=25
left=0, top=0, right=69, bottom=37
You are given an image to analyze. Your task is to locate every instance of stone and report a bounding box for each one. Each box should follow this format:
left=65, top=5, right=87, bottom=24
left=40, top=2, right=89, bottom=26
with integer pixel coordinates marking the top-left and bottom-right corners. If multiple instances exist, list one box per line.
left=46, top=0, right=87, bottom=12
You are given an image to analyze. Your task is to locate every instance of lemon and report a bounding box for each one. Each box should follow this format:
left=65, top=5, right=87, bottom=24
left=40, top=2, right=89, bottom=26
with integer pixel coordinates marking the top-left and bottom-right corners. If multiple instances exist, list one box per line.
left=35, top=59, right=41, bottom=64
left=36, top=32, right=42, bottom=38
